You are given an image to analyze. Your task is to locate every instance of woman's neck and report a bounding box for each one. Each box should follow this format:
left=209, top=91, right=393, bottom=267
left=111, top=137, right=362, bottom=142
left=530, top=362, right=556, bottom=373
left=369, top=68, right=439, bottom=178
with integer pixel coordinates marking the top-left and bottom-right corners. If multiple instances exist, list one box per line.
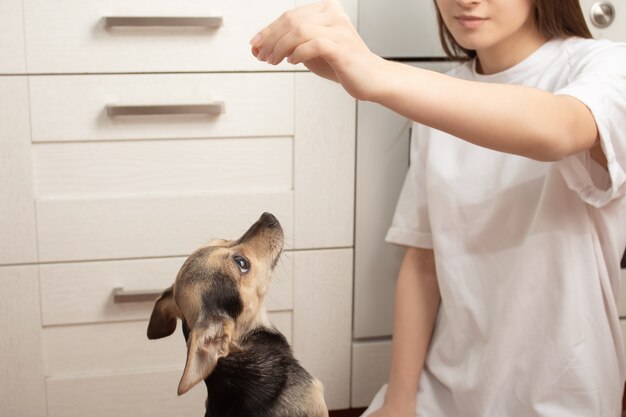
left=475, top=22, right=548, bottom=74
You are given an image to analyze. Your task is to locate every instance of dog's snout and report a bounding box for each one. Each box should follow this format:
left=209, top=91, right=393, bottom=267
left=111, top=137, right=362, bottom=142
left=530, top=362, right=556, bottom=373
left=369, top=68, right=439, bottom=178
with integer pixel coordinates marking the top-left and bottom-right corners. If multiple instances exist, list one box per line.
left=262, top=212, right=278, bottom=228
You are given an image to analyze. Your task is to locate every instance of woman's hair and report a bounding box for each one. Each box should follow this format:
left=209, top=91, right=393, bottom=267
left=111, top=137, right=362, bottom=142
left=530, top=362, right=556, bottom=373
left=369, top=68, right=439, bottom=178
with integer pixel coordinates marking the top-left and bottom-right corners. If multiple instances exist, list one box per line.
left=435, top=0, right=594, bottom=60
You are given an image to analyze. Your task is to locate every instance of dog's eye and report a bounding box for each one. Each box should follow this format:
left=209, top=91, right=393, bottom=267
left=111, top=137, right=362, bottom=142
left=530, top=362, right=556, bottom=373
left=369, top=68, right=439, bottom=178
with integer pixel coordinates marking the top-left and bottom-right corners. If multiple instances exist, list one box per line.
left=233, top=255, right=250, bottom=273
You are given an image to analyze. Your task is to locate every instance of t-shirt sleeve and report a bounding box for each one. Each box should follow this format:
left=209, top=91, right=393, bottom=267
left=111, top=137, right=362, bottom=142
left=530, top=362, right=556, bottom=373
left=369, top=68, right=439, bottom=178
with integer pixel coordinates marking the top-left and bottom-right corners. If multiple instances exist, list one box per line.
left=385, top=123, right=433, bottom=248
left=554, top=41, right=626, bottom=208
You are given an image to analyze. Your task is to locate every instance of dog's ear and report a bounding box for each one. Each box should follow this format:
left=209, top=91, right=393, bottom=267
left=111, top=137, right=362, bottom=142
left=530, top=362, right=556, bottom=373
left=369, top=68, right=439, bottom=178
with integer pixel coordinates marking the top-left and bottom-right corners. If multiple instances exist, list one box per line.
left=177, top=316, right=235, bottom=395
left=147, top=286, right=180, bottom=339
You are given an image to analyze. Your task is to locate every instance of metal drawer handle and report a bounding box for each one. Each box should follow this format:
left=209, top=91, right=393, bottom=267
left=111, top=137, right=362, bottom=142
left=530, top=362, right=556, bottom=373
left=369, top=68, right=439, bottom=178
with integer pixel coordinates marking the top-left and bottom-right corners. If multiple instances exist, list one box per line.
left=113, top=287, right=163, bottom=304
left=105, top=16, right=224, bottom=29
left=107, top=102, right=225, bottom=117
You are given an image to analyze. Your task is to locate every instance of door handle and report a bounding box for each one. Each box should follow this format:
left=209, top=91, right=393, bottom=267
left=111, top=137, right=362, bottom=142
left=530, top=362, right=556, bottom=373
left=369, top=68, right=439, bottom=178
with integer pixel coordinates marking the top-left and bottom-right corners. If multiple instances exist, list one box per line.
left=104, top=16, right=224, bottom=29
left=106, top=102, right=225, bottom=117
left=589, top=1, right=615, bottom=28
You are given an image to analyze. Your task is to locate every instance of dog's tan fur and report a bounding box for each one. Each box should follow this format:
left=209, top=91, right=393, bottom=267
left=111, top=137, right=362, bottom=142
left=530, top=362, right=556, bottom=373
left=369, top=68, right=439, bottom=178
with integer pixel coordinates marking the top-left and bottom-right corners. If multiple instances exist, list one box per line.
left=148, top=213, right=328, bottom=417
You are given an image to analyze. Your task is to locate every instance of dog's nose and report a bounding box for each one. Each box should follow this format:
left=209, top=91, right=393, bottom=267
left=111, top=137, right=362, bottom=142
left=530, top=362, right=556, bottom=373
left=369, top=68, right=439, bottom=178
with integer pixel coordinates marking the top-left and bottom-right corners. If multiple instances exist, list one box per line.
left=262, top=212, right=278, bottom=228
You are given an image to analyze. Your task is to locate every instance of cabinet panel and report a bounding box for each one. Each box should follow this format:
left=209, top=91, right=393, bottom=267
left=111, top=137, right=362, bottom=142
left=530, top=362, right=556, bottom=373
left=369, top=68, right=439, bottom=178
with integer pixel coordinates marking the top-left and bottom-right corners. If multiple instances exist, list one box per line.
left=44, top=312, right=292, bottom=377
left=293, top=249, right=353, bottom=410
left=294, top=73, right=356, bottom=249
left=29, top=73, right=294, bottom=143
left=24, top=0, right=295, bottom=73
left=353, top=101, right=408, bottom=339
left=0, top=0, right=26, bottom=73
left=33, top=137, right=292, bottom=199
left=353, top=62, right=457, bottom=339
left=0, top=266, right=46, bottom=417
left=47, top=369, right=206, bottom=417
left=36, top=191, right=293, bottom=262
left=351, top=340, right=391, bottom=408
left=40, top=255, right=293, bottom=326
left=0, top=77, right=37, bottom=265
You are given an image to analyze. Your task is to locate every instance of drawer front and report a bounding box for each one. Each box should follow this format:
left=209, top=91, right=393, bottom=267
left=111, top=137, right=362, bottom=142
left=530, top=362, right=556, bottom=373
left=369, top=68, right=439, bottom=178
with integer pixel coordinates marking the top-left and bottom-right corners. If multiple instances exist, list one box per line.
left=0, top=0, right=26, bottom=73
left=29, top=73, right=294, bottom=142
left=28, top=72, right=295, bottom=262
left=24, top=0, right=294, bottom=73
left=40, top=255, right=293, bottom=326
left=44, top=313, right=292, bottom=377
left=47, top=369, right=206, bottom=417
left=36, top=192, right=293, bottom=262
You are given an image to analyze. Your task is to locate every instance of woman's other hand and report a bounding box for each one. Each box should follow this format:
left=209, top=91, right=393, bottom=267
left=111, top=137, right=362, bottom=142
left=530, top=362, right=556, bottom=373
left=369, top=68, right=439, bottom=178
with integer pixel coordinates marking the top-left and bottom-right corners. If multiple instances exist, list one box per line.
left=249, top=0, right=388, bottom=101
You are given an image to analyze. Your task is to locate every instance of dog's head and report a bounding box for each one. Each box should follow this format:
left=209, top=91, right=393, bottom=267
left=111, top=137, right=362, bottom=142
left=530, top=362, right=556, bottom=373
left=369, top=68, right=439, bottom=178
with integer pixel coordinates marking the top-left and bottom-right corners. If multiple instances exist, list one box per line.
left=147, top=212, right=284, bottom=395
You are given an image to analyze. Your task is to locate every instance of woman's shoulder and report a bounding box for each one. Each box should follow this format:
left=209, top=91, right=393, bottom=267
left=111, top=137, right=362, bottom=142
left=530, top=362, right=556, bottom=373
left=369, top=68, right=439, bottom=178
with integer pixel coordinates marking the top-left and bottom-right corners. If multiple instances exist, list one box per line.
left=560, top=37, right=626, bottom=72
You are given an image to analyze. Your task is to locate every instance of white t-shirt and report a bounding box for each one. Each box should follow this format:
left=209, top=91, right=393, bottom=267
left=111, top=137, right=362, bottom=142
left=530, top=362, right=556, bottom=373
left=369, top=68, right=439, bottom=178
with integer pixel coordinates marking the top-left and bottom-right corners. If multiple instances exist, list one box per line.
left=368, top=37, right=626, bottom=417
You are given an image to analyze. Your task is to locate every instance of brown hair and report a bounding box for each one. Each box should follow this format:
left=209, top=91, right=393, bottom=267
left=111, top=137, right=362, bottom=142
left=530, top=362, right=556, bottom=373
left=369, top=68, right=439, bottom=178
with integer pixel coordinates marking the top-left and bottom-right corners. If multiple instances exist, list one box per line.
left=435, top=0, right=593, bottom=61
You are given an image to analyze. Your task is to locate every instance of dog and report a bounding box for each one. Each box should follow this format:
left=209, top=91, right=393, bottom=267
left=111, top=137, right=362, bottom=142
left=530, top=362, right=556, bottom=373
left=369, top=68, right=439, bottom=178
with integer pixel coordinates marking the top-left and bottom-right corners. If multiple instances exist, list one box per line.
left=147, top=212, right=328, bottom=417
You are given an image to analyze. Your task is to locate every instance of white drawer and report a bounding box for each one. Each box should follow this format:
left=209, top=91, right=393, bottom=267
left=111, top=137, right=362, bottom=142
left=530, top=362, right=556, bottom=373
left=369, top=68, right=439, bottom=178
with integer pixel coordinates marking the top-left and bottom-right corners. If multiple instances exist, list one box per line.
left=40, top=256, right=293, bottom=326
left=33, top=137, right=293, bottom=199
left=23, top=0, right=295, bottom=74
left=0, top=0, right=26, bottom=73
left=44, top=313, right=292, bottom=377
left=47, top=369, right=206, bottom=417
left=29, top=73, right=294, bottom=142
left=36, top=191, right=293, bottom=262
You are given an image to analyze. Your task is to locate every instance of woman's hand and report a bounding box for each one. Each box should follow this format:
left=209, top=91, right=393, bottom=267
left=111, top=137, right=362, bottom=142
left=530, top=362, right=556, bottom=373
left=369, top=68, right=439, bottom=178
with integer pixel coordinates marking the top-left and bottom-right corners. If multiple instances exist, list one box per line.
left=249, top=0, right=388, bottom=101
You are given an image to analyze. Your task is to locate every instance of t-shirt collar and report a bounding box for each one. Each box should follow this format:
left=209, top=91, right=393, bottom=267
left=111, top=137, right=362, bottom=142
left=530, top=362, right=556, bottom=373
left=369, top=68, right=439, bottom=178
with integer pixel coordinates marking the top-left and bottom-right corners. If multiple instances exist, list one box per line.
left=470, top=38, right=565, bottom=83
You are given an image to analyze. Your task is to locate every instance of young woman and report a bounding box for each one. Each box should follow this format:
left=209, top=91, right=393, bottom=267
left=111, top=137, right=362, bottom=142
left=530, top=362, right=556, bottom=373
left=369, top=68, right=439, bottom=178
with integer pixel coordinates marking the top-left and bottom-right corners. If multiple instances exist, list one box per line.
left=250, top=1, right=626, bottom=416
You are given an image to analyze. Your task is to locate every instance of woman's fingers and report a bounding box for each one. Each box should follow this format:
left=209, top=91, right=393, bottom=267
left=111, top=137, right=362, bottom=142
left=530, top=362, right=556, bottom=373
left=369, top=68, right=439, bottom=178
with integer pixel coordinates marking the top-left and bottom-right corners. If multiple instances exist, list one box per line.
left=250, top=1, right=348, bottom=64
left=268, top=24, right=338, bottom=65
left=249, top=2, right=324, bottom=50
left=287, top=37, right=340, bottom=66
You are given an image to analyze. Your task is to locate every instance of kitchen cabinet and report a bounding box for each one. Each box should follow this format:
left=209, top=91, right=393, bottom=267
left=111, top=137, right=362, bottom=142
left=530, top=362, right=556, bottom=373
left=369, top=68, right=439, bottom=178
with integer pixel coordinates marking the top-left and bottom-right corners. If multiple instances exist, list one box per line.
left=0, top=266, right=46, bottom=417
left=0, top=77, right=38, bottom=265
left=0, top=0, right=26, bottom=73
left=0, top=0, right=356, bottom=415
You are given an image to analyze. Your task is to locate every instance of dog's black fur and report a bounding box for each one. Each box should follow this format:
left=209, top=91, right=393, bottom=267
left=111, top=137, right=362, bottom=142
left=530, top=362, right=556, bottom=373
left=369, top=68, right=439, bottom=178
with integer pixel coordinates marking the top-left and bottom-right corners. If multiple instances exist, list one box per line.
left=181, top=321, right=316, bottom=417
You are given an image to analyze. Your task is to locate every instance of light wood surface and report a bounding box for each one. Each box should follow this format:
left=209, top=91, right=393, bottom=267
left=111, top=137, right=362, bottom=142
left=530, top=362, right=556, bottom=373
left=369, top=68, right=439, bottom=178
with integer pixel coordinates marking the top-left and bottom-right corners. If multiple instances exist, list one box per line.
left=44, top=312, right=292, bottom=376
left=29, top=73, right=294, bottom=142
left=0, top=266, right=46, bottom=416
left=33, top=136, right=292, bottom=199
left=0, top=0, right=26, bottom=73
left=293, top=249, right=354, bottom=410
left=294, top=73, right=356, bottom=249
left=0, top=77, right=38, bottom=265
left=23, top=0, right=297, bottom=73
left=36, top=191, right=293, bottom=262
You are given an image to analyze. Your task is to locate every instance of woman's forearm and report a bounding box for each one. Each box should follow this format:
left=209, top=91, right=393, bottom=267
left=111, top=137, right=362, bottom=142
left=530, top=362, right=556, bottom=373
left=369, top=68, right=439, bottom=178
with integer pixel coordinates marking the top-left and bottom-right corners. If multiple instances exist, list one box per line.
left=384, top=247, right=441, bottom=413
left=371, top=59, right=598, bottom=162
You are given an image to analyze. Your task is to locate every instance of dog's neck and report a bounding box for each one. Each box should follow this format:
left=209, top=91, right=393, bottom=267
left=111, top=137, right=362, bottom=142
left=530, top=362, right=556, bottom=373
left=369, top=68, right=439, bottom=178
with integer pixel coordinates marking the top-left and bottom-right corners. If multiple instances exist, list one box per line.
left=232, top=302, right=272, bottom=343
